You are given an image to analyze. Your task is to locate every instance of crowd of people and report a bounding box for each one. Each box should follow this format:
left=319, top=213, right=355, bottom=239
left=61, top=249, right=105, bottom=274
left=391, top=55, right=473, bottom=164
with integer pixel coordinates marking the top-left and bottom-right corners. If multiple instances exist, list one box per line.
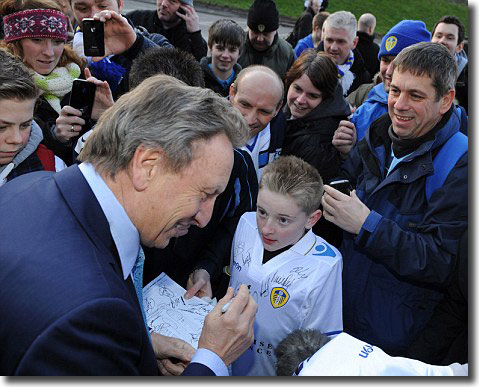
left=0, top=0, right=468, bottom=376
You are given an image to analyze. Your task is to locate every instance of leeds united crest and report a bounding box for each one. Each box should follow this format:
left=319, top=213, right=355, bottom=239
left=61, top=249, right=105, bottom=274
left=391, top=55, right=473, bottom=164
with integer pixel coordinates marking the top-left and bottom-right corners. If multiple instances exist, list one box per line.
left=271, top=287, right=289, bottom=308
left=385, top=36, right=398, bottom=52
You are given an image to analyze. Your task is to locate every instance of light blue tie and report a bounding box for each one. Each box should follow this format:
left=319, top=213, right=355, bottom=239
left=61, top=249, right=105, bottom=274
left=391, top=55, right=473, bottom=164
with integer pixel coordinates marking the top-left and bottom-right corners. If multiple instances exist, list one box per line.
left=132, top=246, right=151, bottom=339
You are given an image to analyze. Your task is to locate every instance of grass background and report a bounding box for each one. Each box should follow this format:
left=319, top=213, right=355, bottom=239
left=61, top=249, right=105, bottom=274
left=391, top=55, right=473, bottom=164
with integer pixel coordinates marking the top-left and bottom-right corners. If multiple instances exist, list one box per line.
left=196, top=0, right=469, bottom=38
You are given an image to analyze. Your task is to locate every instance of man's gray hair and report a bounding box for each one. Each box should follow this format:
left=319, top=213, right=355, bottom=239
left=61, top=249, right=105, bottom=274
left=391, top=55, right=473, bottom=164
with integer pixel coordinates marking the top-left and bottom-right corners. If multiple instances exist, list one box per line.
left=393, top=41, right=457, bottom=101
left=79, top=74, right=249, bottom=177
left=323, top=10, right=357, bottom=42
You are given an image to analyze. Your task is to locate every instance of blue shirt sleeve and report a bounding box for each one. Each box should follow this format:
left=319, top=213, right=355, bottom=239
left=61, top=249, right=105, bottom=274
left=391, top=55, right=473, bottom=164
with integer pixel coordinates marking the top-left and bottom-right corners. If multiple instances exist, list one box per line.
left=190, top=348, right=228, bottom=376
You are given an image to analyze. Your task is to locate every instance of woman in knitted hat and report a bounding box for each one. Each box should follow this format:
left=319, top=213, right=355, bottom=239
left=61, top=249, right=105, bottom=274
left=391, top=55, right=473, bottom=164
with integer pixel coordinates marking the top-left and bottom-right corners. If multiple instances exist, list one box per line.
left=0, top=0, right=111, bottom=165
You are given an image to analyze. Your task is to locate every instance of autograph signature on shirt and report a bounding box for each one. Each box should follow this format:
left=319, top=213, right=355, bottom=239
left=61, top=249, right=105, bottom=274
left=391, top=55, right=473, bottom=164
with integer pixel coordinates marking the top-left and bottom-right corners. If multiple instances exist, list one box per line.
left=259, top=266, right=312, bottom=297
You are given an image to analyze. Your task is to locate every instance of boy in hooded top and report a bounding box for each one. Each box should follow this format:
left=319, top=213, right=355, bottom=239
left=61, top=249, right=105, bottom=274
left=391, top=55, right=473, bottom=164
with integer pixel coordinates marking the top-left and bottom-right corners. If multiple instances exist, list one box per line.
left=0, top=49, right=66, bottom=186
left=200, top=19, right=244, bottom=98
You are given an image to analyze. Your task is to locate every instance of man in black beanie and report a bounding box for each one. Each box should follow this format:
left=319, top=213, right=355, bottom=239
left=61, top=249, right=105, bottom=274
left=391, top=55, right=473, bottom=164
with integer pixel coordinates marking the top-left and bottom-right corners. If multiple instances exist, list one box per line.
left=238, top=0, right=295, bottom=81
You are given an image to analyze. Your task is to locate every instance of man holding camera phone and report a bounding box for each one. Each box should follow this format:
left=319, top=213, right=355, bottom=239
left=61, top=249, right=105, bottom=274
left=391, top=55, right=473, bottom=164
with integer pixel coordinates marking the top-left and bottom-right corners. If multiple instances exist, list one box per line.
left=70, top=0, right=172, bottom=99
left=321, top=42, right=467, bottom=359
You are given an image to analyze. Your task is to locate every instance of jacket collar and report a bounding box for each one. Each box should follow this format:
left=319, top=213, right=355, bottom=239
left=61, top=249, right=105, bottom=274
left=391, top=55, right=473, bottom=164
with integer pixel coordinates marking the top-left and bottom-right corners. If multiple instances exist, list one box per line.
left=366, top=105, right=460, bottom=164
left=54, top=165, right=120, bottom=271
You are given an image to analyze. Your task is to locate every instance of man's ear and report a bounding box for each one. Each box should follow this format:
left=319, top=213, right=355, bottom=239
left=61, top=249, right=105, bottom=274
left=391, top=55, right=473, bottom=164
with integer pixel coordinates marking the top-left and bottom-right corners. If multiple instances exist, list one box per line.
left=272, top=103, right=282, bottom=118
left=351, top=35, right=359, bottom=50
left=305, top=209, right=322, bottom=229
left=439, top=88, right=456, bottom=114
left=229, top=83, right=236, bottom=100
left=455, top=41, right=464, bottom=54
left=130, top=145, right=163, bottom=192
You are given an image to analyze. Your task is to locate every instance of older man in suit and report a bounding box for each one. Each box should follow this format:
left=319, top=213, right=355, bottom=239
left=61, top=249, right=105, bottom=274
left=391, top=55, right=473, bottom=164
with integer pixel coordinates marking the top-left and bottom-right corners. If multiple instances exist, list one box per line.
left=0, top=74, right=257, bottom=375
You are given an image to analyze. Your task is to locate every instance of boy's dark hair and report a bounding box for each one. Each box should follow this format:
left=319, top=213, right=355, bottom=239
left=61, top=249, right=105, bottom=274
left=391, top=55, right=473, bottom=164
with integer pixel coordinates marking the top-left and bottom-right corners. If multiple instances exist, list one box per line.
left=0, top=48, right=39, bottom=102
left=129, top=47, right=205, bottom=89
left=207, top=19, right=245, bottom=52
left=432, top=15, right=466, bottom=45
left=275, top=329, right=331, bottom=376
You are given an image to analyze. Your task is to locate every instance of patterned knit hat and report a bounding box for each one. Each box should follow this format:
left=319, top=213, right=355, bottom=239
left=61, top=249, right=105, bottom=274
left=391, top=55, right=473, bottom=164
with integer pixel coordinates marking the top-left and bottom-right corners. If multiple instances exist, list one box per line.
left=247, top=0, right=279, bottom=33
left=378, top=20, right=431, bottom=59
left=3, top=9, right=68, bottom=43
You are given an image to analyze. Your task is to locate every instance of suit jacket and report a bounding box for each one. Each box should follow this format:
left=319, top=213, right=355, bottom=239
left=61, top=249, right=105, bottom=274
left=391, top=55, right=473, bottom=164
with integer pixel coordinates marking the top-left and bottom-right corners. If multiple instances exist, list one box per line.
left=0, top=165, right=214, bottom=376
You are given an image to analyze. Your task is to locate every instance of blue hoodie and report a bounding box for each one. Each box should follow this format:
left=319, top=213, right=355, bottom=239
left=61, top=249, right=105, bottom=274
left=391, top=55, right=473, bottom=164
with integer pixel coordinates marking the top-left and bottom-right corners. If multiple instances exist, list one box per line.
left=350, top=82, right=388, bottom=141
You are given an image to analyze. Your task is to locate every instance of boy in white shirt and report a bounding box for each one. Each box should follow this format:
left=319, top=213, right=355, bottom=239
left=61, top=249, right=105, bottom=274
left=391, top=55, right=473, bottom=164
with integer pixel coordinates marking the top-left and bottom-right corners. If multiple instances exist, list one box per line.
left=227, top=155, right=343, bottom=376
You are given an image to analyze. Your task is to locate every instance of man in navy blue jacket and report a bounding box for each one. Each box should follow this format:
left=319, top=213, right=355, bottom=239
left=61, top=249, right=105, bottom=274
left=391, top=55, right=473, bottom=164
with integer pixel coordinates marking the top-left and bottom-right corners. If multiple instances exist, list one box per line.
left=0, top=74, right=257, bottom=375
left=321, top=42, right=467, bottom=357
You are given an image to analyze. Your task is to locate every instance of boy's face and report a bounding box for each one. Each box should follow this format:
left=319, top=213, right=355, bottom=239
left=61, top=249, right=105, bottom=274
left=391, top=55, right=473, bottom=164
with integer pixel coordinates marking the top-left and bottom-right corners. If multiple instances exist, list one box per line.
left=0, top=98, right=36, bottom=166
left=256, top=188, right=319, bottom=252
left=210, top=43, right=240, bottom=76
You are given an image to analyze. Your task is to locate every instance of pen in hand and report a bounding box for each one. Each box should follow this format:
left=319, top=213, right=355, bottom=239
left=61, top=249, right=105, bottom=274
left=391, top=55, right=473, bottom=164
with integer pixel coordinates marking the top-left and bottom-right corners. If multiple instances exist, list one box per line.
left=221, top=285, right=250, bottom=314
left=221, top=299, right=234, bottom=314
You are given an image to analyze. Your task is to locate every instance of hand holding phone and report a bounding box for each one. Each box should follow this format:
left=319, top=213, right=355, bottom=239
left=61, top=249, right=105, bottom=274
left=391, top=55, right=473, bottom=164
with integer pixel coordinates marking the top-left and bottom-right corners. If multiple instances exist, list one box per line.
left=329, top=179, right=352, bottom=196
left=69, top=79, right=97, bottom=122
left=82, top=18, right=105, bottom=57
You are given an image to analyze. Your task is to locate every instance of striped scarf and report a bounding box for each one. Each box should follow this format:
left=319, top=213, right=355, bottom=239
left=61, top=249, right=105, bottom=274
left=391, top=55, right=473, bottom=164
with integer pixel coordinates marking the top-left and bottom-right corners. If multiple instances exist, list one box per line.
left=33, top=62, right=81, bottom=114
left=337, top=50, right=355, bottom=96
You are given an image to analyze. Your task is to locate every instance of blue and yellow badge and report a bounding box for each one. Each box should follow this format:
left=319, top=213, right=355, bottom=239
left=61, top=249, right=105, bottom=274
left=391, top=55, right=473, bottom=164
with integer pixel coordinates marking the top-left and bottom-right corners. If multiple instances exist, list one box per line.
left=271, top=287, right=289, bottom=309
left=385, top=36, right=398, bottom=52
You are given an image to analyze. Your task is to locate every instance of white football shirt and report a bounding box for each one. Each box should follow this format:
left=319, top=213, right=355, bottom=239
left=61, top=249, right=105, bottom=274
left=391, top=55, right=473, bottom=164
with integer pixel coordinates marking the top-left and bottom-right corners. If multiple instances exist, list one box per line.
left=295, top=332, right=459, bottom=376
left=229, top=212, right=343, bottom=376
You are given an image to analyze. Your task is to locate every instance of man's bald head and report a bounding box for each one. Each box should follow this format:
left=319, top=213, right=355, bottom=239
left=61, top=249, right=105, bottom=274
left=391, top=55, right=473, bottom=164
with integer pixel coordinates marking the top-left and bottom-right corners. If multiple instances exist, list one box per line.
left=358, top=13, right=376, bottom=35
left=229, top=65, right=284, bottom=137
left=233, top=65, right=284, bottom=109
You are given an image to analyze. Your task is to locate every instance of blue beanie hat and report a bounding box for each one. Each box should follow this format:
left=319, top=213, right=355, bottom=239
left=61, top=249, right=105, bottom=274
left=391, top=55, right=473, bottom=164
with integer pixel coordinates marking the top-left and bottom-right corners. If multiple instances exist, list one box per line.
left=378, top=20, right=431, bottom=59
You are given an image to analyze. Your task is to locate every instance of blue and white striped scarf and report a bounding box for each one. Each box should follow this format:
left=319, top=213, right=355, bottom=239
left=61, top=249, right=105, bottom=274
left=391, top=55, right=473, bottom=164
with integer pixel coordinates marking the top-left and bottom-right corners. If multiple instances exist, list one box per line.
left=337, top=50, right=355, bottom=96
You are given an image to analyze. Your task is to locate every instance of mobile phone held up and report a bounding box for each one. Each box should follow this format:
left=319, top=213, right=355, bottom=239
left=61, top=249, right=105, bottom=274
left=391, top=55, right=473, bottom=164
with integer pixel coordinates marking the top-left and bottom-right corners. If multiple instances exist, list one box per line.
left=329, top=179, right=352, bottom=196
left=69, top=79, right=96, bottom=122
left=82, top=18, right=105, bottom=57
